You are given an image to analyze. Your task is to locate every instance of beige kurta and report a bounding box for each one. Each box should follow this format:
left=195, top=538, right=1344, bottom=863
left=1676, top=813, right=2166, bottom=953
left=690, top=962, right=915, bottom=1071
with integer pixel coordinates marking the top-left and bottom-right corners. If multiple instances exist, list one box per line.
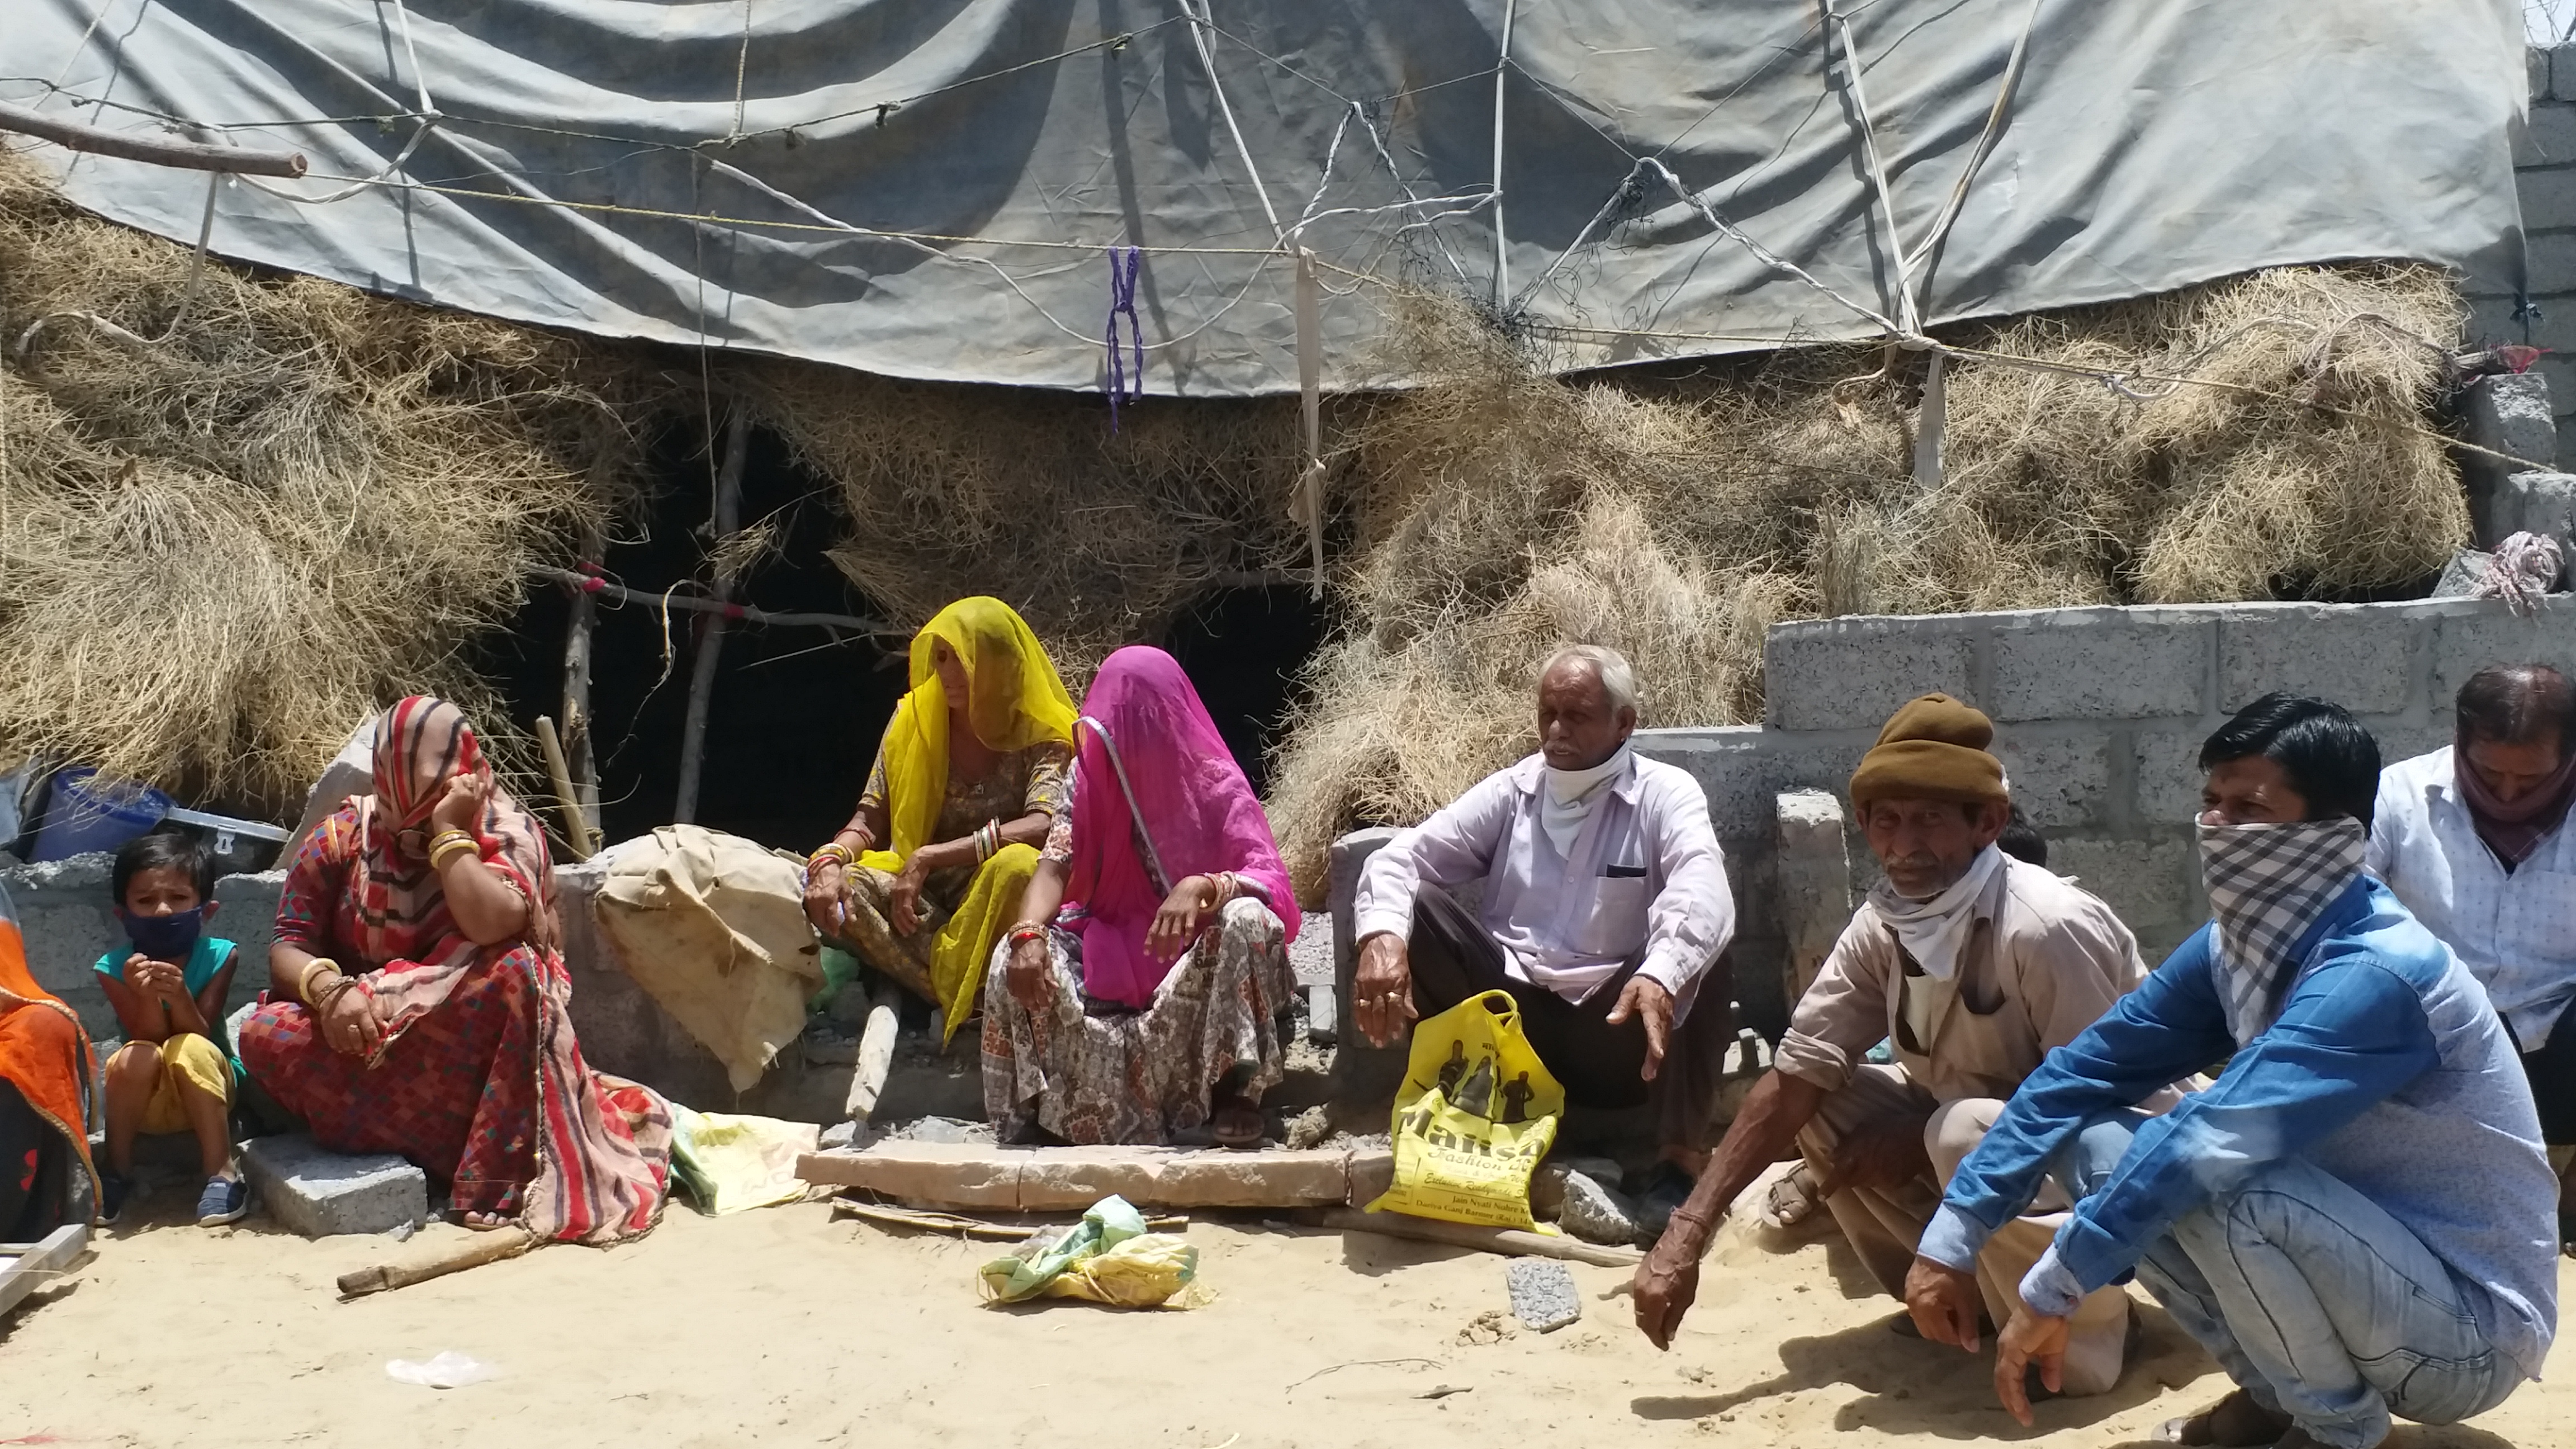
left=1777, top=856, right=2177, bottom=1395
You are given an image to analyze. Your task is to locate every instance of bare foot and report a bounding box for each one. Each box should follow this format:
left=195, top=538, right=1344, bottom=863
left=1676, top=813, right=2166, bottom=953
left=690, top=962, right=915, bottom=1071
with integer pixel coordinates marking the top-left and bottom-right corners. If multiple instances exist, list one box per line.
left=462, top=1210, right=510, bottom=1230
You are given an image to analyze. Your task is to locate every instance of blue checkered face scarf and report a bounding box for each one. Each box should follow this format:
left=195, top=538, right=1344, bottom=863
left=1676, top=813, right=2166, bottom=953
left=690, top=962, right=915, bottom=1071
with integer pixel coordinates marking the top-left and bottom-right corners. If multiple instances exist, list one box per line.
left=2196, top=818, right=2366, bottom=1047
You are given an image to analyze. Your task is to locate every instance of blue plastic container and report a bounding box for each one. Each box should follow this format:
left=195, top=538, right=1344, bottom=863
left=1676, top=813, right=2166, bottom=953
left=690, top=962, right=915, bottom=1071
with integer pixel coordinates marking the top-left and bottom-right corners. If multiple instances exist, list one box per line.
left=30, top=767, right=172, bottom=863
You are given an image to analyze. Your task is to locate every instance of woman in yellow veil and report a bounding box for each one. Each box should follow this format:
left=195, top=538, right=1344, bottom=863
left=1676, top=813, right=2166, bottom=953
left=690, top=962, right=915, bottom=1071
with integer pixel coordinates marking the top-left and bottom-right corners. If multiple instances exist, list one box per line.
left=804, top=598, right=1076, bottom=1041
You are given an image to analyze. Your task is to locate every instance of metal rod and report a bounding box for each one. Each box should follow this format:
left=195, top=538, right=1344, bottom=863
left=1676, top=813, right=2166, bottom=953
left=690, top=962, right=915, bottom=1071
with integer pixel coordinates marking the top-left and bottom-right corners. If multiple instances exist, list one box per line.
left=0, top=99, right=306, bottom=178
left=534, top=567, right=889, bottom=634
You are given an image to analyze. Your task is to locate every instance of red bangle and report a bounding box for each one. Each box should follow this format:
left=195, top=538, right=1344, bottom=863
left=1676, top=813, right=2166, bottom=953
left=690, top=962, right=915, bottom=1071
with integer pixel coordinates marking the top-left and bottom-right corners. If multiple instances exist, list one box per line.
left=1006, top=923, right=1047, bottom=945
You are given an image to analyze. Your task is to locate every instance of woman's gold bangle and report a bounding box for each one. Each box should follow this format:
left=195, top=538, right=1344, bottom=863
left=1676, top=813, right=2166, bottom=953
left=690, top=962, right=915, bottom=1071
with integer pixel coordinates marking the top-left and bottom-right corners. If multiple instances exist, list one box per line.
left=429, top=832, right=479, bottom=870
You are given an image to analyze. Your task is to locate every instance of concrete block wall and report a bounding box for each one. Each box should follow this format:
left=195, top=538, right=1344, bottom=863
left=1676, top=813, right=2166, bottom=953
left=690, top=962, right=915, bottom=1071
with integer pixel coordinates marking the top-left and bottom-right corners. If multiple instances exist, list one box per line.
left=1632, top=596, right=2576, bottom=1035
left=2481, top=44, right=2576, bottom=461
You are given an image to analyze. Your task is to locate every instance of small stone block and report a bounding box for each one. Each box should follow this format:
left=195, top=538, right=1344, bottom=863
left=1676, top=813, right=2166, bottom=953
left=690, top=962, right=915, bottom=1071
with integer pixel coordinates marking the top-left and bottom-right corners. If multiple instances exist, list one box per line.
left=1347, top=1148, right=1394, bottom=1206
left=240, top=1134, right=427, bottom=1239
left=796, top=1142, right=1025, bottom=1208
left=797, top=1142, right=1362, bottom=1210
left=1505, top=1258, right=1581, bottom=1333
left=1556, top=1170, right=1641, bottom=1246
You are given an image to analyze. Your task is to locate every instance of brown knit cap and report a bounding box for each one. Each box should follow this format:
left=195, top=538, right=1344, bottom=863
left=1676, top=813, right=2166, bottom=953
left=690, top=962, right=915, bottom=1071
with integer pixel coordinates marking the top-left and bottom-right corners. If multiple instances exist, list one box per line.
left=1848, top=693, right=2009, bottom=812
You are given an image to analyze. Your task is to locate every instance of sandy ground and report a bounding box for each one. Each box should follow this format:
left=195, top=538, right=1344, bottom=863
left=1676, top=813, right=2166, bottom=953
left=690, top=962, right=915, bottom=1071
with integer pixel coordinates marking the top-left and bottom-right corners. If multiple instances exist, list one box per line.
left=1, top=1189, right=2566, bottom=1448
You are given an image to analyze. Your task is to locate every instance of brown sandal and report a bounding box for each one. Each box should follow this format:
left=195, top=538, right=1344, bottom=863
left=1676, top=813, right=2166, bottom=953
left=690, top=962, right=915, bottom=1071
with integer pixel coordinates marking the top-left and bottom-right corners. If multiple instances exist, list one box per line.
left=2157, top=1389, right=2293, bottom=1446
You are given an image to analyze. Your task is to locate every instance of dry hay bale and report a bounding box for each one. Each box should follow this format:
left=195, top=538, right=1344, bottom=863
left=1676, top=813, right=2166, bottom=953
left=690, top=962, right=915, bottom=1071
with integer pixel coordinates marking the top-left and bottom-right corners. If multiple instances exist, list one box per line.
left=1265, top=267, right=2469, bottom=889
left=727, top=357, right=1334, bottom=673
left=0, top=151, right=661, bottom=813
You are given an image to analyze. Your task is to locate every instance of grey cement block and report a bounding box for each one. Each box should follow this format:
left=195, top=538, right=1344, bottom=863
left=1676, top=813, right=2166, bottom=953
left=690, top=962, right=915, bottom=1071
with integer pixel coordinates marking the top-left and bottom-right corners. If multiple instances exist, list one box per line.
left=2435, top=550, right=2495, bottom=598
left=2131, top=728, right=2210, bottom=826
left=1638, top=727, right=1858, bottom=834
left=2433, top=598, right=2576, bottom=707
left=1328, top=828, right=1403, bottom=1100
left=1505, top=1258, right=1584, bottom=1332
left=2529, top=235, right=2576, bottom=294
left=2516, top=103, right=2576, bottom=167
left=2549, top=43, right=2576, bottom=103
left=212, top=871, right=282, bottom=978
left=1762, top=618, right=1978, bottom=731
left=241, top=1134, right=427, bottom=1238
left=2478, top=470, right=2576, bottom=555
left=1773, top=790, right=1852, bottom=1005
left=2217, top=605, right=2420, bottom=715
left=2525, top=176, right=2576, bottom=235
left=3, top=853, right=122, bottom=1036
left=1989, top=609, right=2210, bottom=722
left=2533, top=43, right=2553, bottom=105
left=1990, top=730, right=2111, bottom=830
left=2049, top=836, right=2202, bottom=938
left=2466, top=373, right=2565, bottom=537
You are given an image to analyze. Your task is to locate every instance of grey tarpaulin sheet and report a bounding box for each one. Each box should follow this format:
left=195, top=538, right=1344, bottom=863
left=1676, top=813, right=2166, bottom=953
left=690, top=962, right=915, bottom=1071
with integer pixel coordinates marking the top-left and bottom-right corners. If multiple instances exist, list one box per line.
left=3, top=0, right=2529, bottom=396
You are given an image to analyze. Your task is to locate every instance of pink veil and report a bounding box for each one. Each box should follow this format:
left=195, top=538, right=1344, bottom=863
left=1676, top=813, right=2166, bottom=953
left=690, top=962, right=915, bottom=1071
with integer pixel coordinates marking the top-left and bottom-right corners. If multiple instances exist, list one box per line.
left=1060, top=646, right=1300, bottom=1007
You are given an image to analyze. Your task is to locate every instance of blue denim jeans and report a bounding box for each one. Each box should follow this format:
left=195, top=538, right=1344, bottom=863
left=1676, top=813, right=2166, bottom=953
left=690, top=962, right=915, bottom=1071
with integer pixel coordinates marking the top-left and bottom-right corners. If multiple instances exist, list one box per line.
left=2053, top=1113, right=2520, bottom=1449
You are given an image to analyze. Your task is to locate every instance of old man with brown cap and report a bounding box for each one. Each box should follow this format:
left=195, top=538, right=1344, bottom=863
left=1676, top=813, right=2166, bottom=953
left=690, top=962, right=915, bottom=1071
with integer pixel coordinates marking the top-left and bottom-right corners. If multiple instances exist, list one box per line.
left=1631, top=693, right=2170, bottom=1394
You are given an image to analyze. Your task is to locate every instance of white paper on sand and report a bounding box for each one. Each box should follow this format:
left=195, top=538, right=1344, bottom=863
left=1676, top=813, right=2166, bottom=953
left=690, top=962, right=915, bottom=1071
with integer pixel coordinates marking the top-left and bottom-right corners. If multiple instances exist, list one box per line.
left=385, top=1352, right=498, bottom=1389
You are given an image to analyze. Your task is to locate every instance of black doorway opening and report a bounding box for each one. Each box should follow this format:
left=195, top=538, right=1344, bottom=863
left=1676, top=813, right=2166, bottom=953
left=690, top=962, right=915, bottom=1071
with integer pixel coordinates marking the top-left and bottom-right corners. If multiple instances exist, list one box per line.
left=486, top=426, right=1336, bottom=852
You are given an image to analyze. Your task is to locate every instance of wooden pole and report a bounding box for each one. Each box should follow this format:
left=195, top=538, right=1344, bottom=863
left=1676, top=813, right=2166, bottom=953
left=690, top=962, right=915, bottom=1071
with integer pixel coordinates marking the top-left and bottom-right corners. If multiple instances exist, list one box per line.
left=1300, top=1208, right=1642, bottom=1268
left=673, top=408, right=747, bottom=825
left=533, top=716, right=595, bottom=861
left=336, top=1228, right=535, bottom=1299
left=0, top=100, right=307, bottom=177
left=844, top=981, right=900, bottom=1123
left=562, top=503, right=606, bottom=847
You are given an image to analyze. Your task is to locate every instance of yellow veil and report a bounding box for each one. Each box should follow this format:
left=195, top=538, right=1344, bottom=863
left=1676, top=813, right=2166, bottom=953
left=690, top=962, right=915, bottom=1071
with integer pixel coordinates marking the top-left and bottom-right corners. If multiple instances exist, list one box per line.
left=858, top=596, right=1076, bottom=1038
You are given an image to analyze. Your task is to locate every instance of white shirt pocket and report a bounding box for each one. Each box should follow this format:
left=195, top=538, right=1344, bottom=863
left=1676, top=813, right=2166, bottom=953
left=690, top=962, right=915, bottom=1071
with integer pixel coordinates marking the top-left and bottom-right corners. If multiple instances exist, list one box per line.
left=1573, top=875, right=1652, bottom=959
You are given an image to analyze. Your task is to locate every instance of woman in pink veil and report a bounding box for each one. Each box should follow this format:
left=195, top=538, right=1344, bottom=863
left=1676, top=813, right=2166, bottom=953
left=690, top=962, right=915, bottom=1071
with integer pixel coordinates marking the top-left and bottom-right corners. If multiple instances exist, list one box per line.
left=982, top=646, right=1301, bottom=1147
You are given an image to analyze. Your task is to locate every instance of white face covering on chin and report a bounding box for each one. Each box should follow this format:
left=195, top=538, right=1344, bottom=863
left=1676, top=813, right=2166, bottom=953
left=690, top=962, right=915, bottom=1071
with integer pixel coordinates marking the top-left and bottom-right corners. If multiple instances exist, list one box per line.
left=1541, top=742, right=1632, bottom=854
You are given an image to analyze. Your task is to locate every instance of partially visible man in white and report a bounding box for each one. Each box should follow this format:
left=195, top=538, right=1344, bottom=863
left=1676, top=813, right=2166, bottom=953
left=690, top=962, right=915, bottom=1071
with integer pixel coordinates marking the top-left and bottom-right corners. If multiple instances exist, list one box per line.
left=1351, top=645, right=1736, bottom=1194
left=2369, top=662, right=2576, bottom=1245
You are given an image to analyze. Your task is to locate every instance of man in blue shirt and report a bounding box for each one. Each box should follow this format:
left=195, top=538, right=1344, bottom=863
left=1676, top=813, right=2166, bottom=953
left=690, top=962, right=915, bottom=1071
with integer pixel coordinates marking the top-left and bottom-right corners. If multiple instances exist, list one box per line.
left=1917, top=694, right=2558, bottom=1449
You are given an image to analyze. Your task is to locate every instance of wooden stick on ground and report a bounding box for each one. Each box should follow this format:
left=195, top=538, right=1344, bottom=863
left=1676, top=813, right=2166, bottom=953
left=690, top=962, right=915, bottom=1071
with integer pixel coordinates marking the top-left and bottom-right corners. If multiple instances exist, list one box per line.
left=832, top=1200, right=1188, bottom=1239
left=337, top=1228, right=535, bottom=1299
left=843, top=981, right=899, bottom=1123
left=1301, top=1208, right=1642, bottom=1268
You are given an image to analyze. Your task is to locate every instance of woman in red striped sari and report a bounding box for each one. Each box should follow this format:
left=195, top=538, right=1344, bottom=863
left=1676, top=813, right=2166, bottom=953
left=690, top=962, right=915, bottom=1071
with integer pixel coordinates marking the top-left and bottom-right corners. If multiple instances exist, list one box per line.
left=239, top=697, right=667, bottom=1242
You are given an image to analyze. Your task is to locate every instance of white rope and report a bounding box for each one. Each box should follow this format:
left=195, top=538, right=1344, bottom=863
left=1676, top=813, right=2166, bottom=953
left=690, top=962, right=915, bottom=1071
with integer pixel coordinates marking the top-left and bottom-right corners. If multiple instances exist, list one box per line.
left=235, top=0, right=442, bottom=203
left=1640, top=157, right=1903, bottom=335
left=1489, top=0, right=1519, bottom=306
left=1822, top=0, right=1916, bottom=333
left=1900, top=0, right=2044, bottom=281
left=1179, top=0, right=1285, bottom=244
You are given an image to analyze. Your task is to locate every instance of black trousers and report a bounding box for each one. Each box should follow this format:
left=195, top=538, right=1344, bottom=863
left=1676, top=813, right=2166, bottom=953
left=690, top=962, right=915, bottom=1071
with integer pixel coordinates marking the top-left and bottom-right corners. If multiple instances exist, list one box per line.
left=0, top=1079, right=72, bottom=1241
left=2519, top=995, right=2576, bottom=1147
left=1403, top=883, right=1734, bottom=1150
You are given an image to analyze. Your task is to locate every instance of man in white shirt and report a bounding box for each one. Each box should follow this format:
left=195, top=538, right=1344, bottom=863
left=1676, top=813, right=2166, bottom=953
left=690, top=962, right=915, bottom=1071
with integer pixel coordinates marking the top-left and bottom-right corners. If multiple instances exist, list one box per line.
left=2367, top=662, right=2576, bottom=1242
left=1351, top=645, right=1737, bottom=1180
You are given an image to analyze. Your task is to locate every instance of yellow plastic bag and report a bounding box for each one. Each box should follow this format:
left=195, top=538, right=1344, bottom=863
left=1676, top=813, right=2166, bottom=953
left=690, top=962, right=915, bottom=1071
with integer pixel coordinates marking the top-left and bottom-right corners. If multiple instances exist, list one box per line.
left=1040, top=1234, right=1201, bottom=1308
left=977, top=1196, right=1202, bottom=1309
left=1367, top=990, right=1565, bottom=1229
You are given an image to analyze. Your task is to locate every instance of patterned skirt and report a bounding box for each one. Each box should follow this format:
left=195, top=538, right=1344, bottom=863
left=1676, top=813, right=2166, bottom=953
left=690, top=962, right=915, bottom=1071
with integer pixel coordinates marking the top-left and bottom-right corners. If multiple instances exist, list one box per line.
left=980, top=898, right=1296, bottom=1145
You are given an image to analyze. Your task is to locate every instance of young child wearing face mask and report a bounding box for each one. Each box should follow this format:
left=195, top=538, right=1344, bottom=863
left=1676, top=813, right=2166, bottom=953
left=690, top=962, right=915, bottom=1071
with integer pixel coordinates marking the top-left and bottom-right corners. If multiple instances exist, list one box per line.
left=93, top=826, right=245, bottom=1227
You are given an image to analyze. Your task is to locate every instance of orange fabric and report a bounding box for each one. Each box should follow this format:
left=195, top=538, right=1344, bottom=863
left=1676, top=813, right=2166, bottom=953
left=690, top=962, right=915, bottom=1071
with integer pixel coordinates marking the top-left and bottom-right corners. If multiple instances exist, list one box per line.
left=0, top=916, right=101, bottom=1210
